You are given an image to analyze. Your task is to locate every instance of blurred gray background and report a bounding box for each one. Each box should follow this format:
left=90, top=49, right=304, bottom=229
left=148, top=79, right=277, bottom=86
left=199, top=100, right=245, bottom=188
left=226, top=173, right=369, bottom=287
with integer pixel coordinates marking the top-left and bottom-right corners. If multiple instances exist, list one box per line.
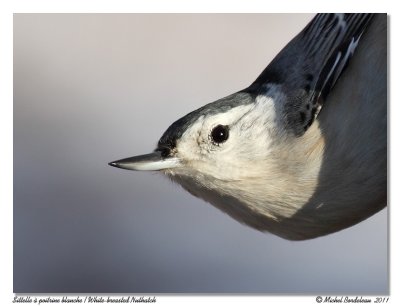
left=14, top=14, right=388, bottom=294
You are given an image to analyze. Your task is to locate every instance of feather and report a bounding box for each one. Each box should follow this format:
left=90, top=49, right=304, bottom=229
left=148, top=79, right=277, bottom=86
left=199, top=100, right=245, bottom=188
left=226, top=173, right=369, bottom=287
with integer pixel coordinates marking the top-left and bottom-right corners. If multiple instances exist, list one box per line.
left=245, top=13, right=376, bottom=136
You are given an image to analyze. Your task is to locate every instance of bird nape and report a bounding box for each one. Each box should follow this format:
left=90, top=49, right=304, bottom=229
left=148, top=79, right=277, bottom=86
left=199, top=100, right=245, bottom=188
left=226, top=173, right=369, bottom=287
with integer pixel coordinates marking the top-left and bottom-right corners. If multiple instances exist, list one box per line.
left=109, top=14, right=387, bottom=241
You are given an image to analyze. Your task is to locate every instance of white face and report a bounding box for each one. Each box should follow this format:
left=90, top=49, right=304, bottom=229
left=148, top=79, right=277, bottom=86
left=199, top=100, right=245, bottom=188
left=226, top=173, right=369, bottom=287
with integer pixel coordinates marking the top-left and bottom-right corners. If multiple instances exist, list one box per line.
left=165, top=94, right=282, bottom=181
left=156, top=92, right=325, bottom=237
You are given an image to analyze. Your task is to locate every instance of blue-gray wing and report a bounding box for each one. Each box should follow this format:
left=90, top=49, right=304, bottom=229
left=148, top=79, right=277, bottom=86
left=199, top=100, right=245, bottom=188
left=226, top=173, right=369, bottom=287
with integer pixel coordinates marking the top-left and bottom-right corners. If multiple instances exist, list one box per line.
left=245, top=13, right=376, bottom=136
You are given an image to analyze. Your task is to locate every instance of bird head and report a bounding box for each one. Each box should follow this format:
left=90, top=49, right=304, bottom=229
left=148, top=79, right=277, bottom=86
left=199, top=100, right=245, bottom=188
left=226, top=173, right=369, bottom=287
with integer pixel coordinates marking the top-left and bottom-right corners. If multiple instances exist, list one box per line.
left=109, top=90, right=285, bottom=183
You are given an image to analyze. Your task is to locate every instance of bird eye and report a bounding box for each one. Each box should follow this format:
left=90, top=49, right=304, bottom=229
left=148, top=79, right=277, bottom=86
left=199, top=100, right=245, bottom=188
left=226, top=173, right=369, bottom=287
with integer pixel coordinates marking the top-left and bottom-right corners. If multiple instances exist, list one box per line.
left=210, top=125, right=229, bottom=144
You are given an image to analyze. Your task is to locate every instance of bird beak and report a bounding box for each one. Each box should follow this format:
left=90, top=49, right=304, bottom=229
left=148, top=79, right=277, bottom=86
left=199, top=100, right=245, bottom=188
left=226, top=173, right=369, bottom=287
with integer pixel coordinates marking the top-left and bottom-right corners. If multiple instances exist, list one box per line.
left=108, top=151, right=181, bottom=171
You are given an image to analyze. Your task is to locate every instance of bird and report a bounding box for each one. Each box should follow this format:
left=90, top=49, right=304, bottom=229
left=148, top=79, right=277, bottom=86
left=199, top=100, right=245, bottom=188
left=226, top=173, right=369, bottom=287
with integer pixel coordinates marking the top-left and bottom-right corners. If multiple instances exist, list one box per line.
left=109, top=14, right=387, bottom=240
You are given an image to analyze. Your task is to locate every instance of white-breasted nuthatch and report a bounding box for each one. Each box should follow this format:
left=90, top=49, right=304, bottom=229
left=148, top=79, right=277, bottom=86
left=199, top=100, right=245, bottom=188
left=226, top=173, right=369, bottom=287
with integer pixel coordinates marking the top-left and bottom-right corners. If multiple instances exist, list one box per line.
left=109, top=14, right=387, bottom=240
